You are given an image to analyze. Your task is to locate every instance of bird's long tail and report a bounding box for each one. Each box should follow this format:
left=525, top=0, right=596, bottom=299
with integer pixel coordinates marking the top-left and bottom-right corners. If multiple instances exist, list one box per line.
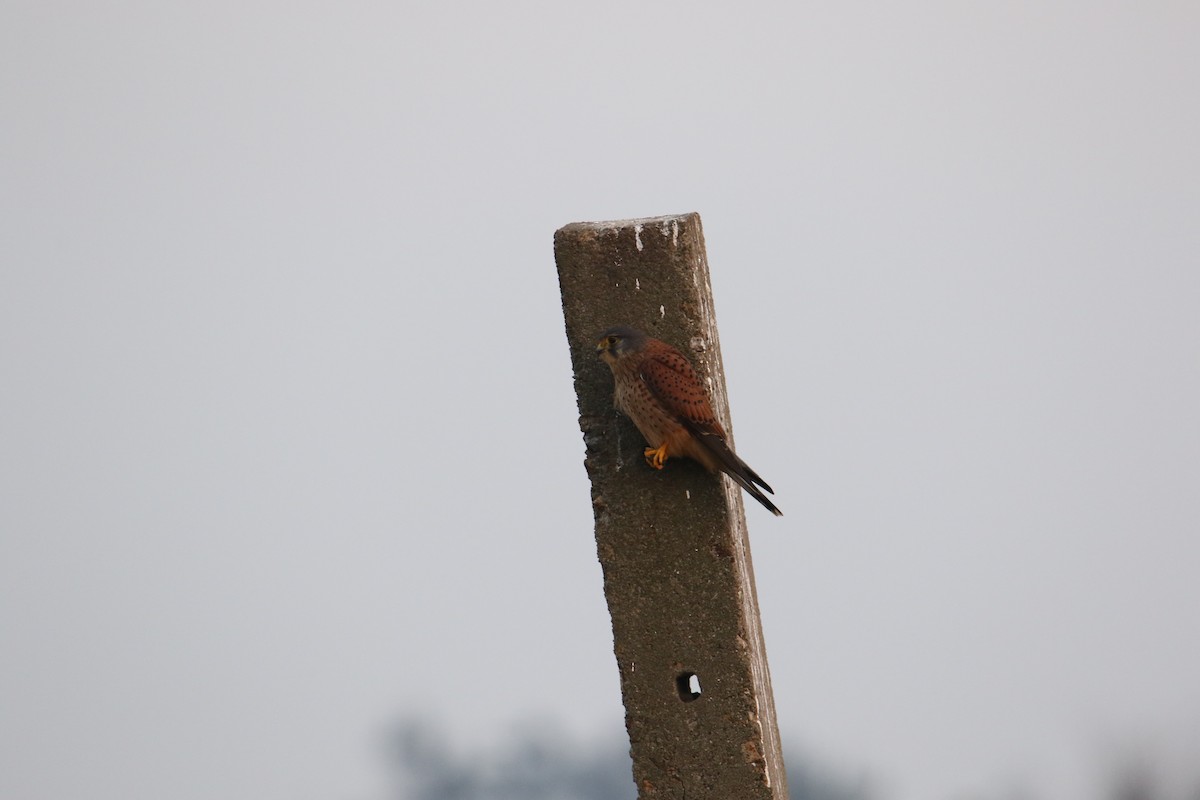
left=696, top=432, right=783, bottom=517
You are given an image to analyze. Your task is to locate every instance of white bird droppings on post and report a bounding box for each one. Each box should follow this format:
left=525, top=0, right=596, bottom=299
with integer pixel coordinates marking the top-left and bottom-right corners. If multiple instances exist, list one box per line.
left=635, top=278, right=640, bottom=290
left=686, top=490, right=691, bottom=500
left=634, top=223, right=644, bottom=252
left=659, top=218, right=679, bottom=248
left=659, top=304, right=665, bottom=318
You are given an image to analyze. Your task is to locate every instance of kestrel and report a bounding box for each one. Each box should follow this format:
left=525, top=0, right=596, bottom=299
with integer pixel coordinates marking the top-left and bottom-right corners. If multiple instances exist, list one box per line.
left=595, top=325, right=782, bottom=517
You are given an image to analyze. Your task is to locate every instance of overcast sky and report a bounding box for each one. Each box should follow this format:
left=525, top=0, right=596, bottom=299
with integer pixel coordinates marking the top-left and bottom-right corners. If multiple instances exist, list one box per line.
left=3, top=3, right=1199, bottom=800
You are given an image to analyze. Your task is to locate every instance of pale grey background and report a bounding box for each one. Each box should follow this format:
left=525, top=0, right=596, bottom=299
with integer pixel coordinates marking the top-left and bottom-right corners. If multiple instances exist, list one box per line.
left=2, top=3, right=1198, bottom=799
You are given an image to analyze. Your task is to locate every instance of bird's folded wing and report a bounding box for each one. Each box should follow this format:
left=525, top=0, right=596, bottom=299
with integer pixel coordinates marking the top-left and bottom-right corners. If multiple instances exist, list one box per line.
left=637, top=350, right=726, bottom=437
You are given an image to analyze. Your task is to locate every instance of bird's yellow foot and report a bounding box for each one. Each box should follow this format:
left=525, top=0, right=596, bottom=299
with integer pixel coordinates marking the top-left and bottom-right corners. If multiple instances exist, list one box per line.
left=644, top=443, right=669, bottom=470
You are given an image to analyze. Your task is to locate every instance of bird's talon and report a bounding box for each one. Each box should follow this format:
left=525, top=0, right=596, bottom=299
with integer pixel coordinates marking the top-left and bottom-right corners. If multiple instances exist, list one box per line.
left=644, top=444, right=668, bottom=470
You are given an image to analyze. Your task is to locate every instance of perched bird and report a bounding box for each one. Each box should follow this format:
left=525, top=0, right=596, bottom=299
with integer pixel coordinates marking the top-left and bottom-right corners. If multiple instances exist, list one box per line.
left=595, top=325, right=782, bottom=516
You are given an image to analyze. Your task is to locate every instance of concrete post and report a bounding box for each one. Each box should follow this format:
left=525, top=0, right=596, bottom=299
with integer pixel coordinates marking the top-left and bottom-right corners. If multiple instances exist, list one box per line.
left=554, top=212, right=788, bottom=799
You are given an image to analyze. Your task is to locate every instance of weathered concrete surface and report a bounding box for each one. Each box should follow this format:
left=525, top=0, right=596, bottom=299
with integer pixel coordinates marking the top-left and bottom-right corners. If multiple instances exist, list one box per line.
left=554, top=213, right=788, bottom=800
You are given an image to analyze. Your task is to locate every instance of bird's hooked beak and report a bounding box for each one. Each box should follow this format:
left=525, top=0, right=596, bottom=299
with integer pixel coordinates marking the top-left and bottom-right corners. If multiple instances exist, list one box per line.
left=596, top=335, right=618, bottom=364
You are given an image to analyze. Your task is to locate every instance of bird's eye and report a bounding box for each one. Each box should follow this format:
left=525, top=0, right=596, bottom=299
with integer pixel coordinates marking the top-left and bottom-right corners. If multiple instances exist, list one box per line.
left=606, top=336, right=619, bottom=347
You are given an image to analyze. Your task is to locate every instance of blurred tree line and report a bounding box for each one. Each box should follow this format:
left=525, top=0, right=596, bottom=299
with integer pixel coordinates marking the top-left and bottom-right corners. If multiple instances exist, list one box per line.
left=385, top=718, right=1200, bottom=800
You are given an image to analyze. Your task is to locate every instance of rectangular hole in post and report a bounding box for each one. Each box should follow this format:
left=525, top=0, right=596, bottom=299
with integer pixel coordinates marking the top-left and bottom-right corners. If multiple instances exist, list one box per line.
left=676, top=671, right=702, bottom=702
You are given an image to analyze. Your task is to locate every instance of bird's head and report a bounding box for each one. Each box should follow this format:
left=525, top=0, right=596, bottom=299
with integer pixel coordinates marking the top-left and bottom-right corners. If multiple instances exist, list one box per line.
left=595, top=325, right=648, bottom=366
